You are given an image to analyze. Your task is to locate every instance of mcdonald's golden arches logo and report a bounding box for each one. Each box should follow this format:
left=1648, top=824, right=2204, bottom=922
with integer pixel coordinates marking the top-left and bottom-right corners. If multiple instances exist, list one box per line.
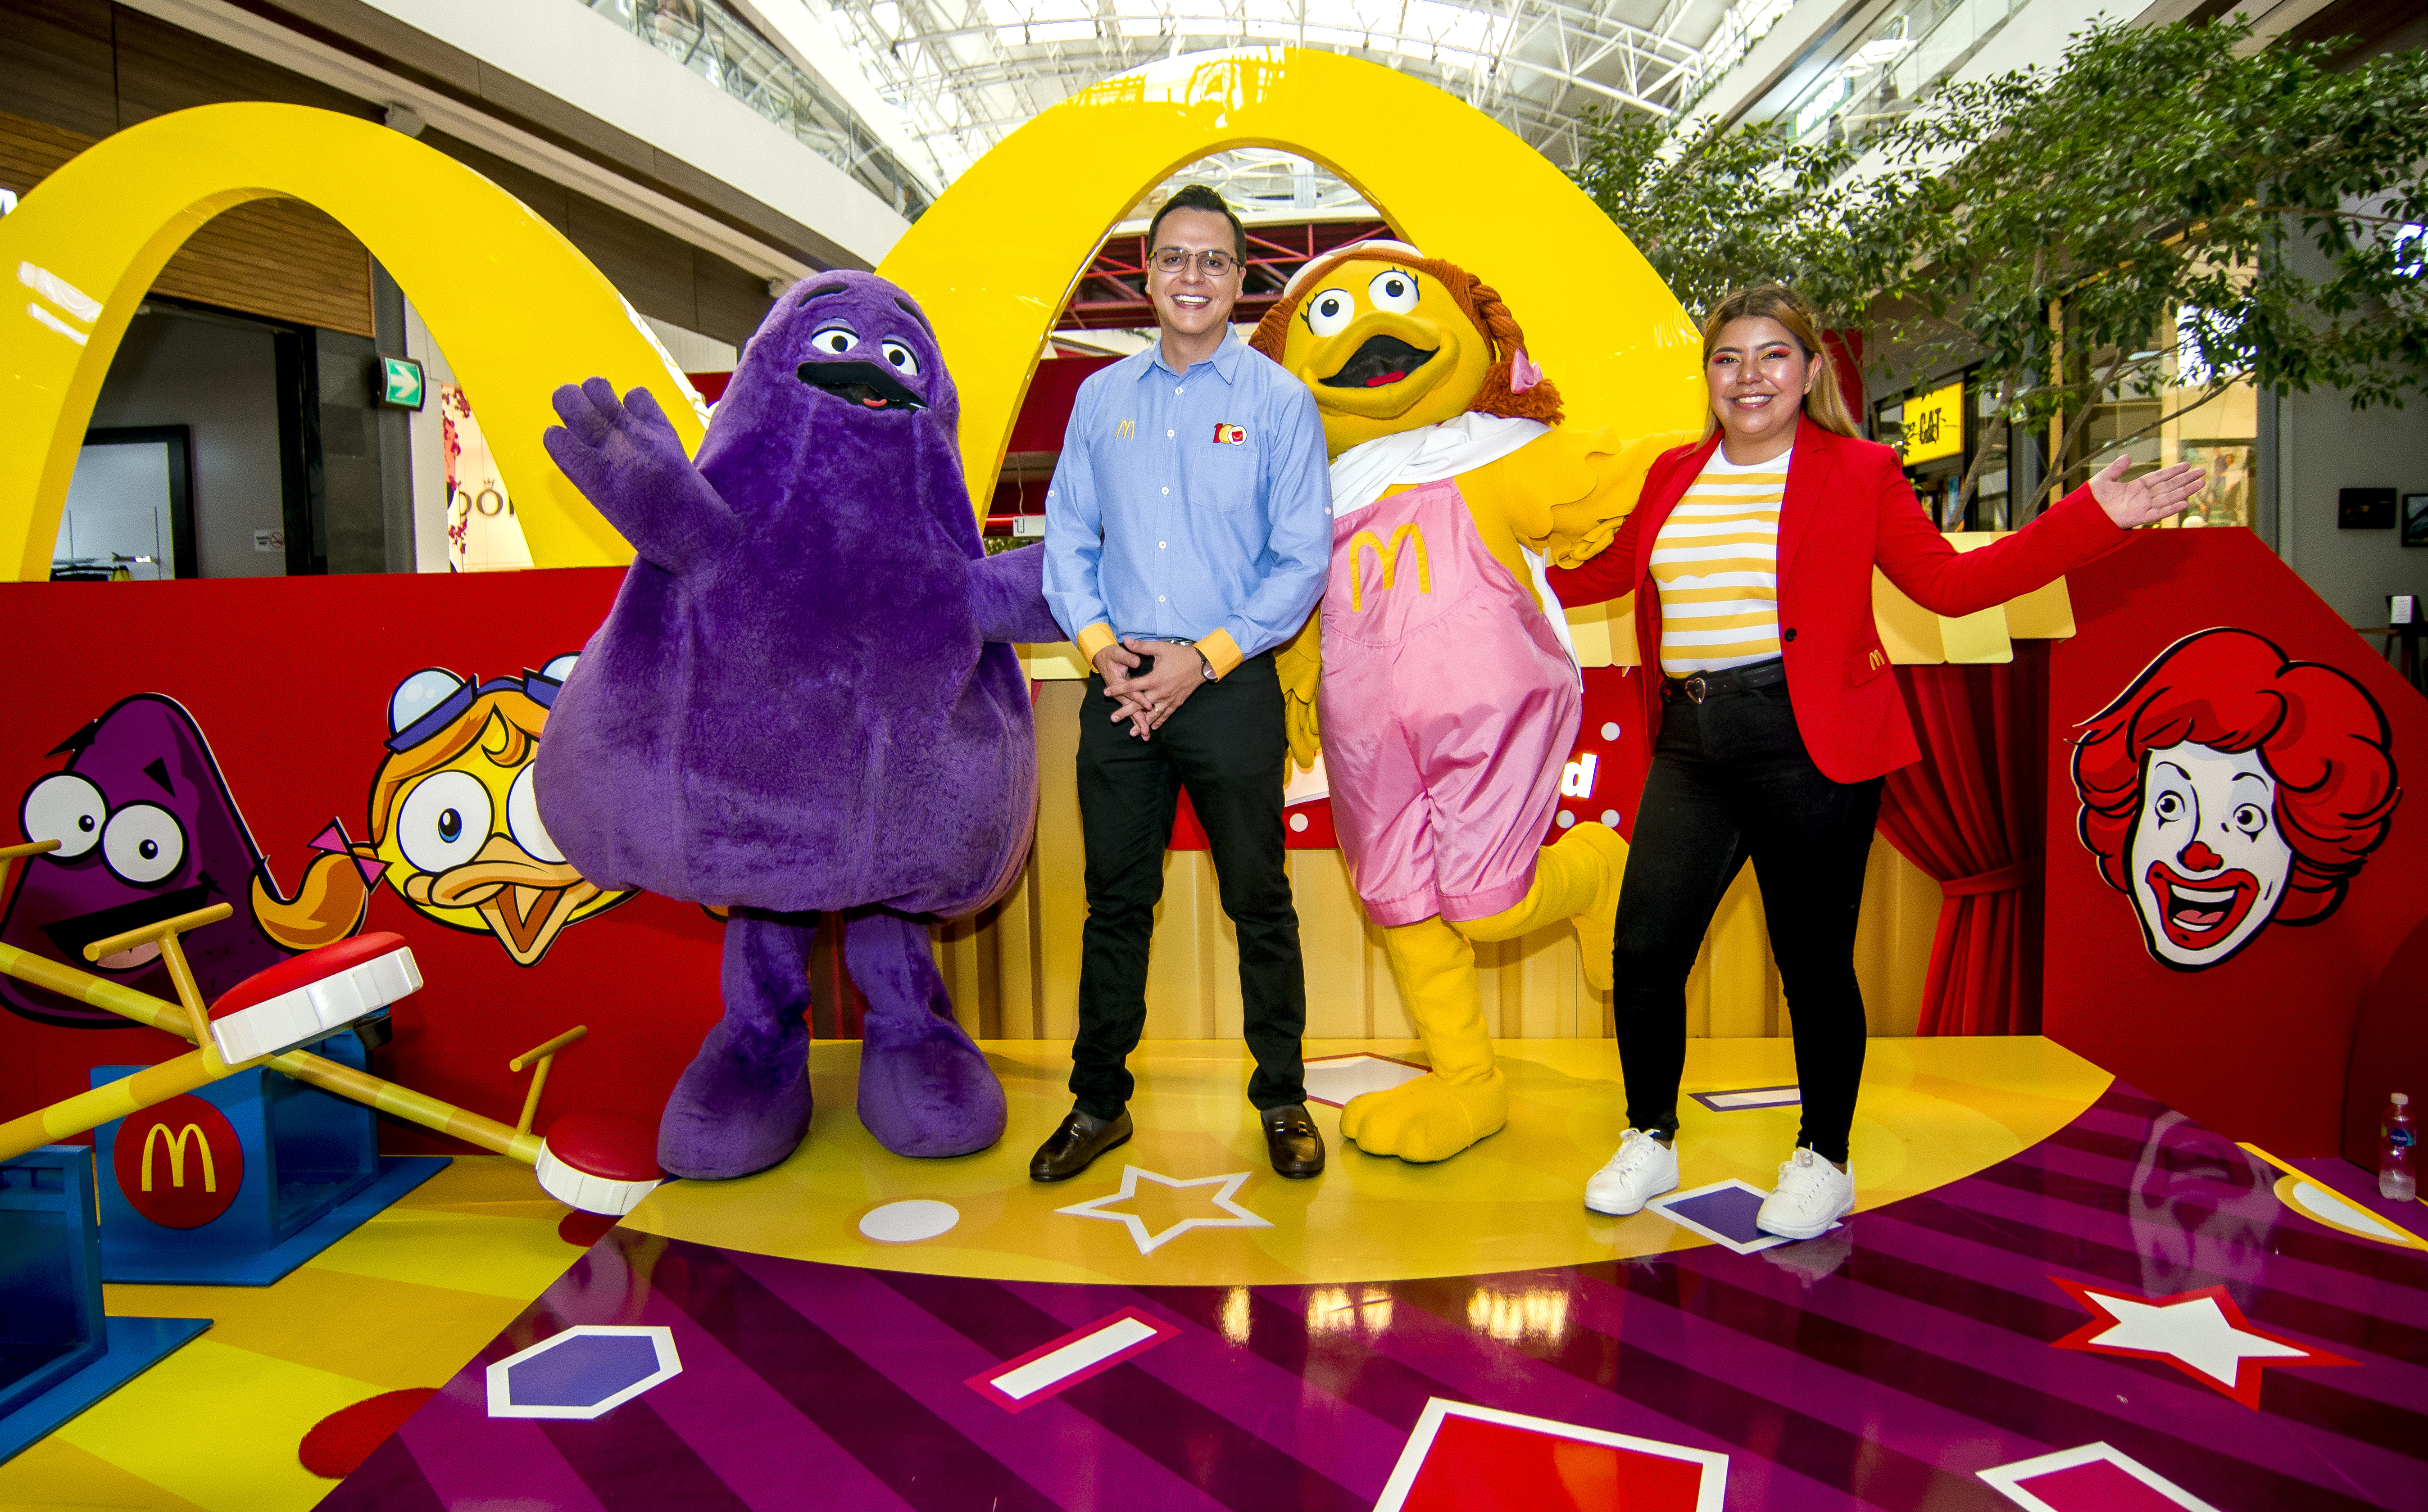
left=1116, top=419, right=1136, bottom=440
left=112, top=1093, right=244, bottom=1229
left=1348, top=523, right=1431, bottom=612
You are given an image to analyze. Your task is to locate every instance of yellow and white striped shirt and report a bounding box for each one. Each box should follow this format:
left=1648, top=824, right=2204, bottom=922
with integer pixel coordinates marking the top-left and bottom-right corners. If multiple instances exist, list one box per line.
left=1651, top=447, right=1788, bottom=675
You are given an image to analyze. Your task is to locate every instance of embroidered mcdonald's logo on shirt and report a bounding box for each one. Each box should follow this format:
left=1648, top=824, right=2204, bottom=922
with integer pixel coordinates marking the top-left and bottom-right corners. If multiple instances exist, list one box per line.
left=1349, top=523, right=1430, bottom=611
left=1212, top=423, right=1247, bottom=445
left=1116, top=419, right=1136, bottom=439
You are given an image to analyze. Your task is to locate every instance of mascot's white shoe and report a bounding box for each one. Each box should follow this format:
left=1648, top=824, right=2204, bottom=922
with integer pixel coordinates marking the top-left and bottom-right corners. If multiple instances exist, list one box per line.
left=1584, top=1128, right=1679, bottom=1215
left=1756, top=1147, right=1856, bottom=1239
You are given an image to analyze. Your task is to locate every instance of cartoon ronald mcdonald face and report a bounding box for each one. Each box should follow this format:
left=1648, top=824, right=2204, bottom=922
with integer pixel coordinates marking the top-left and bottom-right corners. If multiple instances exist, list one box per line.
left=370, top=658, right=627, bottom=964
left=2074, top=628, right=2396, bottom=972
left=1271, top=246, right=1498, bottom=456
left=2126, top=740, right=2294, bottom=967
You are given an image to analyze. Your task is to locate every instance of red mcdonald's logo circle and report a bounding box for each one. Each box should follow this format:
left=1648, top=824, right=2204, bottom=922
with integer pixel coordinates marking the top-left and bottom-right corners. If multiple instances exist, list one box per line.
left=113, top=1093, right=244, bottom=1229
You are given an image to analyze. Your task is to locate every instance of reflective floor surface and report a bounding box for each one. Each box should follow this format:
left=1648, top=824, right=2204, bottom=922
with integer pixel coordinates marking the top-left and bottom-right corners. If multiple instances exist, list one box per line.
left=319, top=1042, right=2424, bottom=1511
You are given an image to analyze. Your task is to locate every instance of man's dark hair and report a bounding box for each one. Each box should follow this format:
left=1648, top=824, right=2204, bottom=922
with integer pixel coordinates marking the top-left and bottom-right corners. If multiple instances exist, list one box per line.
left=1146, top=184, right=1247, bottom=261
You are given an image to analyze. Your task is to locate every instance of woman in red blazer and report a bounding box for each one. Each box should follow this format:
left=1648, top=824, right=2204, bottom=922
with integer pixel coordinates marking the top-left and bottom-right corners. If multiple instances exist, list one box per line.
left=1547, top=284, right=2202, bottom=1239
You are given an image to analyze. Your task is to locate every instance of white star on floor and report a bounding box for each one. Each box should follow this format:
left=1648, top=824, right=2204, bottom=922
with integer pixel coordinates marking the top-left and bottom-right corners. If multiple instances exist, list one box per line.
left=1053, top=1165, right=1274, bottom=1256
left=2075, top=1290, right=2306, bottom=1386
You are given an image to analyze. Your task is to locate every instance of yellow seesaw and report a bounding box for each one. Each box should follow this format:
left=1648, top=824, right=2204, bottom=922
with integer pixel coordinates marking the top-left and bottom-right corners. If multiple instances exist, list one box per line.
left=0, top=840, right=659, bottom=1213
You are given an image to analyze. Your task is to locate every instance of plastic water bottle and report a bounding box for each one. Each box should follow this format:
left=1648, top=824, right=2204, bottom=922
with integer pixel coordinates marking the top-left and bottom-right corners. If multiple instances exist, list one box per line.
left=2384, top=1094, right=2417, bottom=1202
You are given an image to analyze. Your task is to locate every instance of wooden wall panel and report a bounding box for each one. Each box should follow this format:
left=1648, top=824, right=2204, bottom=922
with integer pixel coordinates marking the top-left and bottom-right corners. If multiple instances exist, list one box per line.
left=0, top=0, right=116, bottom=140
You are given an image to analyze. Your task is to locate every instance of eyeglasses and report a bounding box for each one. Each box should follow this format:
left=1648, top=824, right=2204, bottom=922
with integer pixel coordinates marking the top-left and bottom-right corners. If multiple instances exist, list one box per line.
left=1151, top=247, right=1240, bottom=276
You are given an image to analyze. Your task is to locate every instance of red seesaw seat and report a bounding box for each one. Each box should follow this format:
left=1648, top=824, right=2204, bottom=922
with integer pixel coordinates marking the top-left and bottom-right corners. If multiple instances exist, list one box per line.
left=208, top=931, right=422, bottom=1063
left=535, top=1112, right=664, bottom=1217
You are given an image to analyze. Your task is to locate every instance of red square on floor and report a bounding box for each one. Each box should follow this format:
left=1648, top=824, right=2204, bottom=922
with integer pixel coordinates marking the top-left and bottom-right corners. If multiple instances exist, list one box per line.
left=2013, top=1459, right=2195, bottom=1511
left=1400, top=1412, right=1709, bottom=1511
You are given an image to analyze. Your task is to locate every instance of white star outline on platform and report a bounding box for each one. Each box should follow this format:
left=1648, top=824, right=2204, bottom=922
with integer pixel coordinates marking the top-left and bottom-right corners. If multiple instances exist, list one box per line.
left=1054, top=1165, right=1274, bottom=1255
left=2050, top=1278, right=2351, bottom=1407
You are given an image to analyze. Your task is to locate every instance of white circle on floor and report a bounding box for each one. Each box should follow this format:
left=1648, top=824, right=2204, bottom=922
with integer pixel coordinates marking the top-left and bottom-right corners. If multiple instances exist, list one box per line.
left=859, top=1200, right=959, bottom=1243
left=1602, top=810, right=1621, bottom=827
left=1557, top=810, right=1576, bottom=828
left=1601, top=722, right=1620, bottom=740
left=1289, top=813, right=1309, bottom=832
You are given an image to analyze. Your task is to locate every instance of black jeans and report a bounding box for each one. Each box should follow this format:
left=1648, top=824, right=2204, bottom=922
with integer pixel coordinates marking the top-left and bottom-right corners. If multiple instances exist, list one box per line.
left=1611, top=672, right=1883, bottom=1164
left=1071, top=651, right=1307, bottom=1120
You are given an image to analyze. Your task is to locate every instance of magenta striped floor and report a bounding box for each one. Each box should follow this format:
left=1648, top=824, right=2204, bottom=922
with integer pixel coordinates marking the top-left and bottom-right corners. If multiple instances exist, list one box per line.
left=324, top=1086, right=2428, bottom=1510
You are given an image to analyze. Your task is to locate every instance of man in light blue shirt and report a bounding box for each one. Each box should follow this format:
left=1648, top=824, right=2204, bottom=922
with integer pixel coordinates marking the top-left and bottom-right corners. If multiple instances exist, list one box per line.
left=1033, top=185, right=1333, bottom=1183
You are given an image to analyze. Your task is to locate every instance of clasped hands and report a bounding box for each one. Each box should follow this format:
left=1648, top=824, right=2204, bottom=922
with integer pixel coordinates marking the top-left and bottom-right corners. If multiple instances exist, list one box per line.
left=1095, top=638, right=1206, bottom=740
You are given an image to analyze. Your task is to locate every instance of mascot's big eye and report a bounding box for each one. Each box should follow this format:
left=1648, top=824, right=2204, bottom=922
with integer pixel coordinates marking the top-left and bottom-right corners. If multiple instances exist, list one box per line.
left=1368, top=269, right=1419, bottom=313
left=2232, top=803, right=2269, bottom=836
left=810, top=326, right=859, bottom=356
left=101, top=803, right=185, bottom=886
left=2153, top=791, right=2187, bottom=823
left=23, top=772, right=107, bottom=859
left=507, top=765, right=567, bottom=865
left=879, top=340, right=921, bottom=376
left=1306, top=289, right=1355, bottom=338
left=398, top=770, right=493, bottom=875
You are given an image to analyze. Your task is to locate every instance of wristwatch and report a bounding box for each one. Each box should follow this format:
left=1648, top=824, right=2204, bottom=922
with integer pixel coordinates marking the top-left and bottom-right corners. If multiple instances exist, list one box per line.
left=1196, top=648, right=1217, bottom=680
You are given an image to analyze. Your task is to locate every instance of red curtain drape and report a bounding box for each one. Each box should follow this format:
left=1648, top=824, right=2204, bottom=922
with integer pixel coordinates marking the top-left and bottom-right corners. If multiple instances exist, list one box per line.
left=1875, top=643, right=2049, bottom=1035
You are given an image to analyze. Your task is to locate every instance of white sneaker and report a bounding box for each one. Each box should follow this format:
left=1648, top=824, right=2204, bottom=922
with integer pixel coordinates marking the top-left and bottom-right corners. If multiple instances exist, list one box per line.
left=1756, top=1147, right=1855, bottom=1239
left=1584, top=1129, right=1679, bottom=1215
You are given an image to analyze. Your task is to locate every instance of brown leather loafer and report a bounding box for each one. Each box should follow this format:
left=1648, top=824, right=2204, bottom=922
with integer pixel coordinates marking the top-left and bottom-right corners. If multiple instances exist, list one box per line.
left=1028, top=1110, right=1132, bottom=1182
left=1262, top=1103, right=1325, bottom=1179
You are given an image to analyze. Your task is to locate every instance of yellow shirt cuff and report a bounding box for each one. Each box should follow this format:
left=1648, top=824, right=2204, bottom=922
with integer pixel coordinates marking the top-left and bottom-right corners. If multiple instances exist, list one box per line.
left=1074, top=622, right=1118, bottom=665
left=1197, top=628, right=1243, bottom=680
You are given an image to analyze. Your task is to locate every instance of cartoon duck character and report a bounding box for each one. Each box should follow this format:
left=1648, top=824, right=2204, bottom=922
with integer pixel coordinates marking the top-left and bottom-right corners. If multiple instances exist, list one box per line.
left=533, top=269, right=1063, bottom=1176
left=1249, top=241, right=1684, bottom=1163
left=5, top=694, right=376, bottom=1027
left=368, top=658, right=628, bottom=964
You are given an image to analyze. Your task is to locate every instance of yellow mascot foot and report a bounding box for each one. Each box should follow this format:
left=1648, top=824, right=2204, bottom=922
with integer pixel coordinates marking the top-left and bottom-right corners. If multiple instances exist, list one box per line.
left=1340, top=1069, right=1509, bottom=1163
left=1563, top=821, right=1629, bottom=992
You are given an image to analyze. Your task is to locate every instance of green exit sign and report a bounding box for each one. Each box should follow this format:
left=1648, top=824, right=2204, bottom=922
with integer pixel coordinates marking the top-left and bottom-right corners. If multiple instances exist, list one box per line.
left=377, top=355, right=426, bottom=411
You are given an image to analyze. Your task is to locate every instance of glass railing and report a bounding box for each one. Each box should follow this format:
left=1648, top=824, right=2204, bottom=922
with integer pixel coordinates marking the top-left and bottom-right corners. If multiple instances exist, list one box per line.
left=1779, top=0, right=2027, bottom=147
left=579, top=0, right=932, bottom=218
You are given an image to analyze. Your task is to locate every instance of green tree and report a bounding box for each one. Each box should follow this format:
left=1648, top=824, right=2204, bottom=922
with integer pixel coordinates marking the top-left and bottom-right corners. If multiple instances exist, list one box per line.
left=1574, top=18, right=2428, bottom=515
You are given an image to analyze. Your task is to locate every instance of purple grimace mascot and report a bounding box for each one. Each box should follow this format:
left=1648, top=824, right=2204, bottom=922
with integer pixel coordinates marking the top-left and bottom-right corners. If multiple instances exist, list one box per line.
left=532, top=271, right=1060, bottom=1176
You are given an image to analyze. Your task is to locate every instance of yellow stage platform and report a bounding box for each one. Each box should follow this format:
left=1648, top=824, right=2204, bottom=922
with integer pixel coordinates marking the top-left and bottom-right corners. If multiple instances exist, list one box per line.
left=0, top=1037, right=2109, bottom=1512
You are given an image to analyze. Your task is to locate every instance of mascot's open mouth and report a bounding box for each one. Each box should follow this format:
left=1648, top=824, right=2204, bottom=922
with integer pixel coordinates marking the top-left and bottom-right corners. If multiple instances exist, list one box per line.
left=796, top=358, right=925, bottom=411
left=2142, top=860, right=2261, bottom=953
left=41, top=880, right=218, bottom=970
left=1321, top=335, right=1437, bottom=389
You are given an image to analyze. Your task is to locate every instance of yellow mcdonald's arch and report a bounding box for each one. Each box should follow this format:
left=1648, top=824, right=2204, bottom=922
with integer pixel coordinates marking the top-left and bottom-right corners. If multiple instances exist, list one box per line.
left=0, top=102, right=700, bottom=580
left=0, top=52, right=1699, bottom=580
left=876, top=46, right=1704, bottom=513
left=141, top=1120, right=217, bottom=1192
left=1348, top=523, right=1431, bottom=612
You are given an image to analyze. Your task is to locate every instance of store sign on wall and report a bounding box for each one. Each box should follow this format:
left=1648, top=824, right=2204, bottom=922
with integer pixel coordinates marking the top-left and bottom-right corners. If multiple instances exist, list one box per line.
left=1901, top=381, right=1964, bottom=465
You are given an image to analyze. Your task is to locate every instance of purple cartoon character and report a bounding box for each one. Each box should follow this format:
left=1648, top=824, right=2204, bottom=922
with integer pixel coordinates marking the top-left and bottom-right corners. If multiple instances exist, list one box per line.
left=534, top=270, right=1060, bottom=1176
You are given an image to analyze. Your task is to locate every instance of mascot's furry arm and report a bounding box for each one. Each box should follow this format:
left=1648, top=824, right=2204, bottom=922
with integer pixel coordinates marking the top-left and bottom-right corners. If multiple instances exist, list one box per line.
left=1457, top=426, right=1699, bottom=569
left=967, top=544, right=1067, bottom=645
left=543, top=379, right=737, bottom=574
left=1277, top=611, right=1324, bottom=771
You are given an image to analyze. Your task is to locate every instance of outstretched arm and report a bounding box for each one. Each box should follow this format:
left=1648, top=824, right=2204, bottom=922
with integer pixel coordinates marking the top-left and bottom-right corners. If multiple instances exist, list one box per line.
left=1877, top=453, right=2202, bottom=617
left=966, top=543, right=1067, bottom=644
left=544, top=379, right=737, bottom=574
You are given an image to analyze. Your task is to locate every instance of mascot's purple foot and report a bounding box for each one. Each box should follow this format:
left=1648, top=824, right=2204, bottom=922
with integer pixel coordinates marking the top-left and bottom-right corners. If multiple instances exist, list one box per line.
left=845, top=910, right=1007, bottom=1157
left=657, top=1020, right=812, bottom=1179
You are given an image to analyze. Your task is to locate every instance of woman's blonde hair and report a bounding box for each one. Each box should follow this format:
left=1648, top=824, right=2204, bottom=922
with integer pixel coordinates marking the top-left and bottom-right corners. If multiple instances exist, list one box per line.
left=1699, top=283, right=1862, bottom=440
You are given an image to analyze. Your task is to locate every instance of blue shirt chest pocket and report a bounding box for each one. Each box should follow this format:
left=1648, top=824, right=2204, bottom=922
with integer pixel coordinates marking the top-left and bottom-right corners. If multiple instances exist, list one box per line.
left=1195, top=431, right=1261, bottom=513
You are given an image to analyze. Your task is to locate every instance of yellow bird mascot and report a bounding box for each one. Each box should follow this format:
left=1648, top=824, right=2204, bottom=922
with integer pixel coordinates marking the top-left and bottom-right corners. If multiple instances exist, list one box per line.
left=1250, top=240, right=1671, bottom=1163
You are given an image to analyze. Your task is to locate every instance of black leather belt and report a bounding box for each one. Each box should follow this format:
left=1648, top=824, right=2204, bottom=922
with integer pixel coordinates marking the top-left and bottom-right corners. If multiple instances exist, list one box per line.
left=1661, top=657, right=1787, bottom=704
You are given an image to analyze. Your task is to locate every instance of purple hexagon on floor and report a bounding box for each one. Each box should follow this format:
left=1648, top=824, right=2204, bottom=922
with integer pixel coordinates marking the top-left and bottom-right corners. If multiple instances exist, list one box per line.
left=484, top=1326, right=681, bottom=1420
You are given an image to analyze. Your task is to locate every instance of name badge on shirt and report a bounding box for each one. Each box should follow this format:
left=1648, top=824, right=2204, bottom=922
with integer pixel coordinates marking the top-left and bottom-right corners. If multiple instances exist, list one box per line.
left=1213, top=423, right=1247, bottom=445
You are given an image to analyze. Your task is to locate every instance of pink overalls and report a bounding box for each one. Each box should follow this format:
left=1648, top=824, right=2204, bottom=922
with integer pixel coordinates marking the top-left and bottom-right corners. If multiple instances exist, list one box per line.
left=1317, top=478, right=1580, bottom=928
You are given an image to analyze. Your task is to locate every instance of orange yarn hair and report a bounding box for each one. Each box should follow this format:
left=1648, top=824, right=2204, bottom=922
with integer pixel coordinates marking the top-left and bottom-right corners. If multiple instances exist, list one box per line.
left=1249, top=248, right=1564, bottom=426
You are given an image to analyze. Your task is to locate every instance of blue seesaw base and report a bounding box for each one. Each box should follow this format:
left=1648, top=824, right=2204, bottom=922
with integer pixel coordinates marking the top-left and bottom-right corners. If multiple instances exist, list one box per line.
left=101, top=1156, right=451, bottom=1286
left=0, top=1315, right=211, bottom=1465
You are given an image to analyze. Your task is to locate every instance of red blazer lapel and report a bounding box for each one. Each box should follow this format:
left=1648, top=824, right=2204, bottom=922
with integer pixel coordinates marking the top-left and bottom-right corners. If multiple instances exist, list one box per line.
left=1633, top=431, right=1725, bottom=584
left=1777, top=415, right=1841, bottom=580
